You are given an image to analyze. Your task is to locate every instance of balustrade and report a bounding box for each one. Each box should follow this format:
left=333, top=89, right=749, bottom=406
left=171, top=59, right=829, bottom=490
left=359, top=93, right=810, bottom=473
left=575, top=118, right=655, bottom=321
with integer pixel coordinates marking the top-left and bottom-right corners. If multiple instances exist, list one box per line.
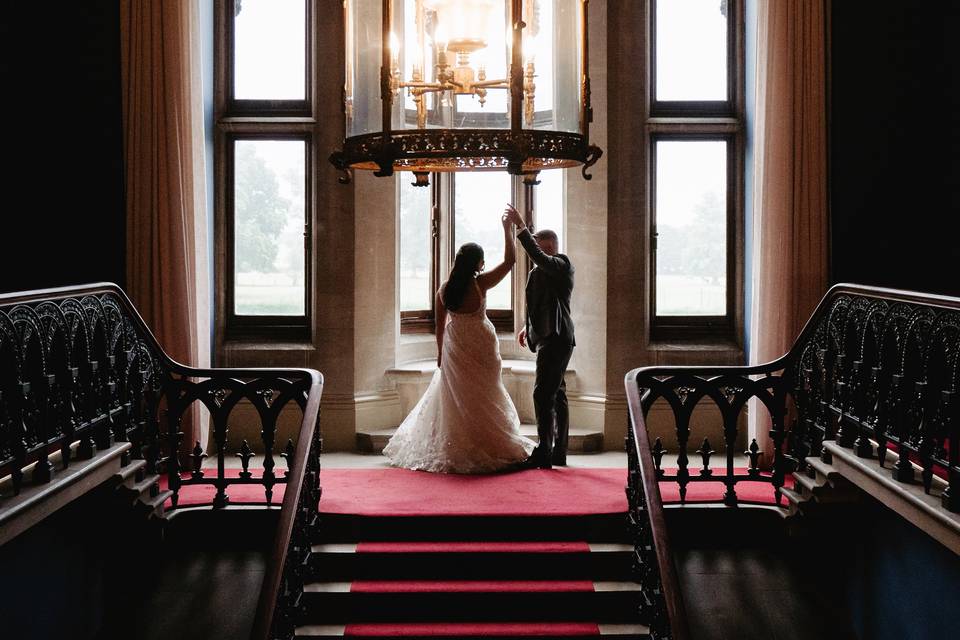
left=624, top=284, right=960, bottom=638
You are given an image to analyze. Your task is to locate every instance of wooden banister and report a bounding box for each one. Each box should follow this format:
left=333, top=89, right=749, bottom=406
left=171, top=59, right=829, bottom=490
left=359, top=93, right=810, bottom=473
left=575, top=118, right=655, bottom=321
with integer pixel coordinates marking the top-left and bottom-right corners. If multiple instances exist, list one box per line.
left=625, top=372, right=691, bottom=640
left=250, top=369, right=323, bottom=640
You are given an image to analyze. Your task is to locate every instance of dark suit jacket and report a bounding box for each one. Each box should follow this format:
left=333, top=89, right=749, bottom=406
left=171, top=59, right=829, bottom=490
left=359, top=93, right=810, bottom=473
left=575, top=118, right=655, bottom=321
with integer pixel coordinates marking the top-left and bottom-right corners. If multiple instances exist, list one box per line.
left=518, top=229, right=575, bottom=352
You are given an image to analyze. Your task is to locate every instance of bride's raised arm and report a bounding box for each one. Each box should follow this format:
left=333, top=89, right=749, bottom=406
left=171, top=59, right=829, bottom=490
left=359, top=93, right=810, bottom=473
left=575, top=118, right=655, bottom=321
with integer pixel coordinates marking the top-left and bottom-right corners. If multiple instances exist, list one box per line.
left=477, top=209, right=516, bottom=292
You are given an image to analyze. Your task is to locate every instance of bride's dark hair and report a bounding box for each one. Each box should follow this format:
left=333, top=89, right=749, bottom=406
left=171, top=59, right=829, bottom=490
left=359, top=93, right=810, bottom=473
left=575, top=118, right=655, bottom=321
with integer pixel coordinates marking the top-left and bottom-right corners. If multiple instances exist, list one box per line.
left=442, top=242, right=484, bottom=311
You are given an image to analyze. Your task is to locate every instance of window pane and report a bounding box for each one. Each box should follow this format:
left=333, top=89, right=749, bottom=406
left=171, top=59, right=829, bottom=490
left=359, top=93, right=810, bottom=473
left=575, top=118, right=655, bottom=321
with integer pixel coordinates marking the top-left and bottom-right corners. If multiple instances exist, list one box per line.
left=533, top=170, right=564, bottom=251
left=655, top=0, right=727, bottom=101
left=399, top=179, right=433, bottom=312
left=234, top=140, right=306, bottom=316
left=655, top=140, right=726, bottom=316
left=454, top=173, right=513, bottom=311
left=234, top=0, right=306, bottom=100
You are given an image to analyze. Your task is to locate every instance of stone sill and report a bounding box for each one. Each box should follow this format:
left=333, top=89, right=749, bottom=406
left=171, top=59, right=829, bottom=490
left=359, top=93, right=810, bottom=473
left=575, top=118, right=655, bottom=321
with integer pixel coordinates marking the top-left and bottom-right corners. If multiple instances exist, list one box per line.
left=400, top=331, right=518, bottom=344
left=647, top=339, right=743, bottom=352
left=823, top=440, right=960, bottom=556
left=223, top=341, right=316, bottom=352
left=388, top=358, right=576, bottom=380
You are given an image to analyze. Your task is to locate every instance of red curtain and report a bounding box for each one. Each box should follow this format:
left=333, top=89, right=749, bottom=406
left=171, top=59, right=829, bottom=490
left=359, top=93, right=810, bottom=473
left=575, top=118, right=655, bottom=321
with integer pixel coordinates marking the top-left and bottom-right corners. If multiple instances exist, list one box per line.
left=749, top=0, right=829, bottom=463
left=120, top=0, right=210, bottom=450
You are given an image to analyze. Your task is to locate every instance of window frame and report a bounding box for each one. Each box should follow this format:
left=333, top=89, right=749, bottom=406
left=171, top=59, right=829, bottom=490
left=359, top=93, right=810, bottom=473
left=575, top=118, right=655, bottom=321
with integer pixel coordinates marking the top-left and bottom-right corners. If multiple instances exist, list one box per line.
left=649, top=0, right=739, bottom=118
left=400, top=172, right=559, bottom=336
left=649, top=132, right=737, bottom=340
left=223, top=0, right=313, bottom=117
left=224, top=132, right=313, bottom=340
left=646, top=0, right=744, bottom=343
left=399, top=177, right=442, bottom=335
left=215, top=0, right=317, bottom=342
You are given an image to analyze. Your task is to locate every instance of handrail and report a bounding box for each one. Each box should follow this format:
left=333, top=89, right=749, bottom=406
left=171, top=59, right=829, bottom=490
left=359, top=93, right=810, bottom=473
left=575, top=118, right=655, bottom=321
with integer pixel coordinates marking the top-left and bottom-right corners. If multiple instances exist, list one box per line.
left=622, top=282, right=960, bottom=639
left=250, top=370, right=323, bottom=640
left=626, top=371, right=691, bottom=640
left=0, top=283, right=321, bottom=512
left=0, top=283, right=326, bottom=640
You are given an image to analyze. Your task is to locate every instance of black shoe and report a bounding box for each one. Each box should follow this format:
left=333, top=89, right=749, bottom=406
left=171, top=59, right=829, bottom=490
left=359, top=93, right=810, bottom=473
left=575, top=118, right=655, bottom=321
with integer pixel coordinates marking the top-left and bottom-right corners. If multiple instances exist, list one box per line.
left=551, top=455, right=567, bottom=467
left=538, top=460, right=553, bottom=470
left=516, top=456, right=541, bottom=470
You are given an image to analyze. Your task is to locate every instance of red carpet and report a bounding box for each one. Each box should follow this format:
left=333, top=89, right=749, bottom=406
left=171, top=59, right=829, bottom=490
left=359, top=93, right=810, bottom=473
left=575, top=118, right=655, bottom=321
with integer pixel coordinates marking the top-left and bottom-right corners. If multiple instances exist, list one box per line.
left=343, top=622, right=602, bottom=637
left=356, top=541, right=591, bottom=553
left=350, top=580, right=595, bottom=593
left=319, top=468, right=627, bottom=516
left=163, top=466, right=790, bottom=510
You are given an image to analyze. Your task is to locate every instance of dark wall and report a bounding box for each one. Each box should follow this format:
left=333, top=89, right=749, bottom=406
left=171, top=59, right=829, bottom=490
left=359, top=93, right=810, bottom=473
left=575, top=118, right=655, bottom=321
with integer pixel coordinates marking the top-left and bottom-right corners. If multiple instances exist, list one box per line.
left=842, top=497, right=960, bottom=640
left=2, top=1, right=125, bottom=294
left=829, top=2, right=959, bottom=297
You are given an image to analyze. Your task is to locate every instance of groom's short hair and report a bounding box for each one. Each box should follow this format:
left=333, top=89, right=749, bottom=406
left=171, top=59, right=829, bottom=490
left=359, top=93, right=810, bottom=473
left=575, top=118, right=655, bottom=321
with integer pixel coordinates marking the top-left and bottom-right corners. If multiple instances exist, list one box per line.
left=533, top=229, right=558, bottom=243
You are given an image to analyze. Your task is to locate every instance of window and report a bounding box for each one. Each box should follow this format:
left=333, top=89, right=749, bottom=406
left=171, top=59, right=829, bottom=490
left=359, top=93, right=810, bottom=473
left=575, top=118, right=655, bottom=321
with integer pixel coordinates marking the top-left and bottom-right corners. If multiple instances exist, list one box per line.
left=648, top=0, right=742, bottom=340
left=453, top=173, right=513, bottom=312
left=217, top=0, right=313, bottom=339
left=399, top=172, right=563, bottom=334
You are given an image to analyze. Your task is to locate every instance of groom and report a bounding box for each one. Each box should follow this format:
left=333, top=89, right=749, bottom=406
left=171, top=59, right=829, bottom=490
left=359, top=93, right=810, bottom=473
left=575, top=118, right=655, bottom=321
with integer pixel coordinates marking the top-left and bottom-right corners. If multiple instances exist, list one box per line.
left=506, top=205, right=575, bottom=469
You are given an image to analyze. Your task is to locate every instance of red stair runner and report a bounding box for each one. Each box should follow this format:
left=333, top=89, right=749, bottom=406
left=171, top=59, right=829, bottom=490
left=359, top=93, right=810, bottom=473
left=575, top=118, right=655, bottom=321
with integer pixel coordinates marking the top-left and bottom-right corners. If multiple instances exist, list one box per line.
left=355, top=541, right=591, bottom=553
left=349, top=580, right=596, bottom=593
left=343, top=622, right=603, bottom=637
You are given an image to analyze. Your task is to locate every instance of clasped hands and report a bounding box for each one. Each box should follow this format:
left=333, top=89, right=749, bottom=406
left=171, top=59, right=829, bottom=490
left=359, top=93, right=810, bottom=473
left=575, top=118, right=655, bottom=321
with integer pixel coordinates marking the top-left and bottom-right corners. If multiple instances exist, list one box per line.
left=501, top=204, right=526, bottom=231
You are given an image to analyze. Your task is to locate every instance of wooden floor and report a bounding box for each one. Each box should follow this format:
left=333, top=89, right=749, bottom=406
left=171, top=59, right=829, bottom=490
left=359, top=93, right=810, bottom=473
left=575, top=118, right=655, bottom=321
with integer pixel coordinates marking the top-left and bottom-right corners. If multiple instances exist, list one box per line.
left=664, top=506, right=857, bottom=640
left=97, top=548, right=268, bottom=640
left=676, top=545, right=856, bottom=640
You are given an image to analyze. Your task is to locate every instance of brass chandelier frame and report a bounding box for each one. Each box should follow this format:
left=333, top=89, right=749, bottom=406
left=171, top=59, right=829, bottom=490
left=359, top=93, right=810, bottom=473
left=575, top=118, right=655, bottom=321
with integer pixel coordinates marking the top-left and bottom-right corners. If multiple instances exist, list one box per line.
left=330, top=0, right=602, bottom=184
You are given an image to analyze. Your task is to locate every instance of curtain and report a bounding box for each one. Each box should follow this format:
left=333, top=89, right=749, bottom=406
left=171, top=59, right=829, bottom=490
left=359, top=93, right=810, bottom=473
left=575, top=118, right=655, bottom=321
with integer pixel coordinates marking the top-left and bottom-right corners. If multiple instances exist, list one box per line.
left=749, top=0, right=829, bottom=464
left=120, top=0, right=210, bottom=451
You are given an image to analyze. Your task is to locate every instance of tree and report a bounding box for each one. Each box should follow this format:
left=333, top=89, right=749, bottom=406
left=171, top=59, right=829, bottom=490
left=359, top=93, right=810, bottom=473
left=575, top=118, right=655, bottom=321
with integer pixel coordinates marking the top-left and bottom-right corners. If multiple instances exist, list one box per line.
left=235, top=144, right=290, bottom=273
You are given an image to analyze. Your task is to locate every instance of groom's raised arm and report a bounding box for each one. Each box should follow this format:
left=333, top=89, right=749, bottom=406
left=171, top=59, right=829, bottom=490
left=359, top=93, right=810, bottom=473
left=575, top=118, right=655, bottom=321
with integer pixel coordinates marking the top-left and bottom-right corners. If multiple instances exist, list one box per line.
left=516, top=227, right=569, bottom=275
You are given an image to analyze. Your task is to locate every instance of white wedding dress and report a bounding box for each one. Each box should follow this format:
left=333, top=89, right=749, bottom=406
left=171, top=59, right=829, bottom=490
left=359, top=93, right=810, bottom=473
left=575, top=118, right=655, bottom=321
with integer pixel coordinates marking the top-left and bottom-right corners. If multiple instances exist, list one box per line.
left=383, top=283, right=536, bottom=474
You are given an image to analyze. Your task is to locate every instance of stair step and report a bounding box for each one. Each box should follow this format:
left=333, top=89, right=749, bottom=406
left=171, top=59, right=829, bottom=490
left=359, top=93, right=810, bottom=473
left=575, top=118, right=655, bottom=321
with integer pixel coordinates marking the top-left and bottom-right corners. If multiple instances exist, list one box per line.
left=803, top=456, right=843, bottom=483
left=296, top=622, right=650, bottom=639
left=310, top=542, right=634, bottom=581
left=114, top=459, right=147, bottom=483
left=792, top=471, right=826, bottom=497
left=357, top=425, right=604, bottom=455
left=301, top=581, right=641, bottom=624
left=317, top=513, right=629, bottom=544
left=778, top=487, right=805, bottom=515
left=125, top=474, right=161, bottom=500
left=139, top=489, right=174, bottom=517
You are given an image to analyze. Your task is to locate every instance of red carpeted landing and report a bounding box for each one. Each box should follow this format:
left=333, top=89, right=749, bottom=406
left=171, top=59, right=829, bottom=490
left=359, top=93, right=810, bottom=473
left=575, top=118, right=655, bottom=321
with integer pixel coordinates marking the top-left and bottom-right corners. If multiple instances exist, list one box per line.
left=343, top=622, right=602, bottom=637
left=319, top=468, right=627, bottom=516
left=163, top=466, right=790, bottom=510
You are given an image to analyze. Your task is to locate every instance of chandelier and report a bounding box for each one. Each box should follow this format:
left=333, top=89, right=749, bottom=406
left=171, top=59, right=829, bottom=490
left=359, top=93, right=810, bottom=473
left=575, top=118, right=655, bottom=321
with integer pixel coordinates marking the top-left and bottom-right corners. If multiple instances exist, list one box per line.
left=330, top=0, right=602, bottom=185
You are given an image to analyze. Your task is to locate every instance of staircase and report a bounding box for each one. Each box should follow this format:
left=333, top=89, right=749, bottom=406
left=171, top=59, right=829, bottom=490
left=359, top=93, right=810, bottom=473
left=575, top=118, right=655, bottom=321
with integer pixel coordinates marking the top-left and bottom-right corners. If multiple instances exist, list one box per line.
left=113, top=457, right=174, bottom=520
left=296, top=512, right=648, bottom=639
left=780, top=454, right=860, bottom=517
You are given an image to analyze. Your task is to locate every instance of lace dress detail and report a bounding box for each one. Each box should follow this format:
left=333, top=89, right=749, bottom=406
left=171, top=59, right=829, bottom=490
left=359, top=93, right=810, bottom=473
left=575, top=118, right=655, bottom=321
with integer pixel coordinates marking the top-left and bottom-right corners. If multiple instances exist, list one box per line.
left=383, top=283, right=535, bottom=473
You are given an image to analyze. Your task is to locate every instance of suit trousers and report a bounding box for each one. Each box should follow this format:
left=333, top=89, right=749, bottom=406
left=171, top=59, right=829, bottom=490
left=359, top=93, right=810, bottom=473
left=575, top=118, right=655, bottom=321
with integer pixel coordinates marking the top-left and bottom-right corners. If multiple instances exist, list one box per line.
left=533, top=339, right=574, bottom=462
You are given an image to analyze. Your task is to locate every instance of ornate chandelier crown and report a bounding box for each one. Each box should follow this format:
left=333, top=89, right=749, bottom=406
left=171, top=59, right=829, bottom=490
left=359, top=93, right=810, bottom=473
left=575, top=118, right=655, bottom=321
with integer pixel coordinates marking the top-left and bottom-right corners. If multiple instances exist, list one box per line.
left=331, top=0, right=601, bottom=184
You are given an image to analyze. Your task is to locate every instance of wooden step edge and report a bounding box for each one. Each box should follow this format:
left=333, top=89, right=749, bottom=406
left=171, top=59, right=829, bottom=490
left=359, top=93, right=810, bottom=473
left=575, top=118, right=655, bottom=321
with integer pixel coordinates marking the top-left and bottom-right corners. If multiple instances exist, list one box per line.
left=803, top=456, right=840, bottom=477
left=792, top=471, right=827, bottom=496
left=126, top=474, right=160, bottom=498
left=139, top=489, right=174, bottom=518
left=114, top=458, right=147, bottom=483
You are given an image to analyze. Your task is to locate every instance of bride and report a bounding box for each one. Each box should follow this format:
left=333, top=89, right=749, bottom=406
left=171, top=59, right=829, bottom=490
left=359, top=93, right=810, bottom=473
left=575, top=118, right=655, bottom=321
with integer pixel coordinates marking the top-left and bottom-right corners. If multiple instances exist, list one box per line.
left=383, top=210, right=536, bottom=473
